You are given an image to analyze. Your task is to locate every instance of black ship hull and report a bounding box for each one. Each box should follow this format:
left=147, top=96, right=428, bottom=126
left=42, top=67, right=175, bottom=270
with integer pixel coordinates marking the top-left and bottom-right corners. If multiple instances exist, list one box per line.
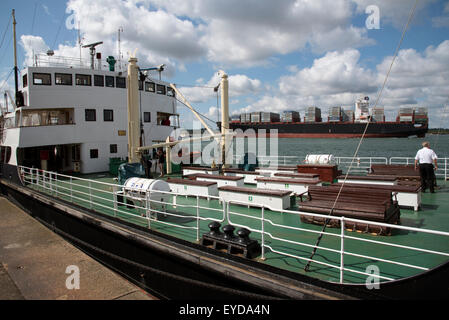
left=228, top=121, right=428, bottom=138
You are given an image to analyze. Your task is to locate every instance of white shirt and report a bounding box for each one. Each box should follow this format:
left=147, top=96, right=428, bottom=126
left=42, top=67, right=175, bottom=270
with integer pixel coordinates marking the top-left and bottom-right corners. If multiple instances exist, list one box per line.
left=415, top=147, right=437, bottom=164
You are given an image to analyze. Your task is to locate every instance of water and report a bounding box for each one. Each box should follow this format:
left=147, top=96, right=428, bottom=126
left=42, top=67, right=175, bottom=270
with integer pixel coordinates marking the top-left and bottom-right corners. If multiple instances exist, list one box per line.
left=276, top=135, right=448, bottom=160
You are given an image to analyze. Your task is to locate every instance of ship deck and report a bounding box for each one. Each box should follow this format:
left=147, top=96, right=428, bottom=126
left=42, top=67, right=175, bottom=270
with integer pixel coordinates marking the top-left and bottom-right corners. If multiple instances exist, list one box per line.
left=21, top=169, right=449, bottom=286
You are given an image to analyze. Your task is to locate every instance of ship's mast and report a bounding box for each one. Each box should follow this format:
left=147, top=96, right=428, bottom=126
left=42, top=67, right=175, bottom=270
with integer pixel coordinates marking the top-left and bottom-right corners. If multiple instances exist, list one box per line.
left=12, top=9, right=19, bottom=102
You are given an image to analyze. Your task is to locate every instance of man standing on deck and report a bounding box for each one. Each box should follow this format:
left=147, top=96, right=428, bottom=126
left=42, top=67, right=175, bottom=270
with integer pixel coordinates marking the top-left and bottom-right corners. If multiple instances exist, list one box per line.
left=414, top=141, right=438, bottom=193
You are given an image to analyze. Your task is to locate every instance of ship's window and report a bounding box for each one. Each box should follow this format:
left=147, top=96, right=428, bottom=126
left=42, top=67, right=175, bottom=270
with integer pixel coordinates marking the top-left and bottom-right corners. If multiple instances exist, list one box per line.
left=110, top=144, right=117, bottom=154
left=144, top=112, right=151, bottom=123
left=94, top=75, right=104, bottom=87
left=105, top=76, right=115, bottom=87
left=138, top=80, right=143, bottom=91
left=167, top=87, right=175, bottom=97
left=116, top=77, right=126, bottom=88
left=85, top=109, right=96, bottom=121
left=90, top=149, right=98, bottom=159
left=156, top=84, right=166, bottom=95
left=55, top=73, right=72, bottom=86
left=145, top=82, right=155, bottom=92
left=76, top=74, right=91, bottom=86
left=23, top=74, right=28, bottom=88
left=33, top=73, right=51, bottom=85
left=104, top=109, right=113, bottom=122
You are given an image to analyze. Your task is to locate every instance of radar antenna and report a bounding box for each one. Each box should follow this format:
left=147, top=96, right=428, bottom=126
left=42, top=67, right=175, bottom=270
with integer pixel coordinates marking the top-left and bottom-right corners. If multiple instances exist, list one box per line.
left=82, top=41, right=103, bottom=69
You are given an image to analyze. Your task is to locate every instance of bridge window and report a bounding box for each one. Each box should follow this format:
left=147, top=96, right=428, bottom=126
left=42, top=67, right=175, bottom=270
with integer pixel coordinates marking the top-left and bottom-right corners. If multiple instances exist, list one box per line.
left=167, top=87, right=175, bottom=97
left=145, top=82, right=155, bottom=92
left=156, top=84, right=166, bottom=95
left=76, top=74, right=91, bottom=86
left=55, top=73, right=73, bottom=86
left=33, top=73, right=51, bottom=85
left=94, top=75, right=104, bottom=87
left=105, top=76, right=115, bottom=87
left=116, top=77, right=126, bottom=88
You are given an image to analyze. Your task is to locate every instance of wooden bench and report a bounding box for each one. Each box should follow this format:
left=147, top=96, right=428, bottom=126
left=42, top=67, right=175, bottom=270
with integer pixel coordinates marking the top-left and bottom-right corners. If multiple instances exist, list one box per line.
left=255, top=166, right=298, bottom=177
left=218, top=185, right=292, bottom=210
left=331, top=183, right=421, bottom=211
left=274, top=172, right=320, bottom=180
left=298, top=185, right=400, bottom=235
left=337, top=174, right=397, bottom=186
left=192, top=173, right=245, bottom=188
left=166, top=178, right=218, bottom=198
left=255, top=177, right=322, bottom=195
left=222, top=168, right=264, bottom=184
left=182, top=166, right=220, bottom=176
left=297, top=164, right=341, bottom=183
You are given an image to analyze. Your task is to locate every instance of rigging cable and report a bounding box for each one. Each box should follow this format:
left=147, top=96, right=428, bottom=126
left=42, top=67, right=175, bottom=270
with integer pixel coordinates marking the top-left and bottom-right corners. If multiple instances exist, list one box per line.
left=304, top=0, right=420, bottom=272
left=0, top=14, right=11, bottom=51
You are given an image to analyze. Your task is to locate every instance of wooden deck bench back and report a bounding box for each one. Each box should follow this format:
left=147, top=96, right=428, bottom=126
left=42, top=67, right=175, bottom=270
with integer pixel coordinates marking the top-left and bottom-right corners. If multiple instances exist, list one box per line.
left=193, top=173, right=244, bottom=181
left=166, top=178, right=217, bottom=187
left=274, top=172, right=320, bottom=179
left=255, top=177, right=322, bottom=185
left=331, top=182, right=420, bottom=193
left=370, top=164, right=420, bottom=177
left=218, top=185, right=291, bottom=197
left=298, top=184, right=401, bottom=235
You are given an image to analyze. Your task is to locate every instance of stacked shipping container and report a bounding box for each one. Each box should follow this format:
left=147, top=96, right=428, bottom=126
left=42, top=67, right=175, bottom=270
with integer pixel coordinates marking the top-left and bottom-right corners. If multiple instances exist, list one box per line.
left=304, top=107, right=322, bottom=122
left=281, top=111, right=300, bottom=122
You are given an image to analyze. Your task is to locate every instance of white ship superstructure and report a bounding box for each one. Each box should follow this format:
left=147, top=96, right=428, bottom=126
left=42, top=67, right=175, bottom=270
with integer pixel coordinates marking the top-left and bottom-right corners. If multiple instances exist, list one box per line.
left=0, top=55, right=179, bottom=174
left=354, top=96, right=370, bottom=123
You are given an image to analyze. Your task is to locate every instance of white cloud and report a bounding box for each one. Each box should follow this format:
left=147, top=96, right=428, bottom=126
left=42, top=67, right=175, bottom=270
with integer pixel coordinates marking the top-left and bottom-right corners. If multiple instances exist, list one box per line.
left=144, top=0, right=372, bottom=67
left=20, top=35, right=50, bottom=67
left=279, top=49, right=377, bottom=96
left=178, top=72, right=262, bottom=104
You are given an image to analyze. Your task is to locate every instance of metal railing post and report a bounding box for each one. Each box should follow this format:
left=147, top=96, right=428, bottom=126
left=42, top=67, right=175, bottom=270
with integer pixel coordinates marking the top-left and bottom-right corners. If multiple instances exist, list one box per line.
left=146, top=191, right=151, bottom=229
left=70, top=176, right=73, bottom=202
left=340, top=217, right=345, bottom=284
left=261, top=206, right=266, bottom=261
left=444, top=158, right=447, bottom=180
left=89, top=180, right=92, bottom=209
left=113, top=185, right=118, bottom=217
left=54, top=172, right=58, bottom=198
left=196, top=196, right=200, bottom=242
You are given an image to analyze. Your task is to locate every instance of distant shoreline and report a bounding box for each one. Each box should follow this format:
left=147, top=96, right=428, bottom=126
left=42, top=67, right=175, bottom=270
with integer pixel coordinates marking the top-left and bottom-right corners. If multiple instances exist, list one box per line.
left=428, top=129, right=449, bottom=134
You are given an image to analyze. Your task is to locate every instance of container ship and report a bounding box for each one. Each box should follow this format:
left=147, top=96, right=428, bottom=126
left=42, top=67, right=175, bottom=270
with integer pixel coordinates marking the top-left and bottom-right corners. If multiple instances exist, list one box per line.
left=228, top=97, right=429, bottom=138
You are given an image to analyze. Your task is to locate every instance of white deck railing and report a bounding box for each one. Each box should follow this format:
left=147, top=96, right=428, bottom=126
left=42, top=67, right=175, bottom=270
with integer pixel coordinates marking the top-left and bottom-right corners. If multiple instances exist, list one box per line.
left=18, top=165, right=449, bottom=285
left=233, top=155, right=449, bottom=179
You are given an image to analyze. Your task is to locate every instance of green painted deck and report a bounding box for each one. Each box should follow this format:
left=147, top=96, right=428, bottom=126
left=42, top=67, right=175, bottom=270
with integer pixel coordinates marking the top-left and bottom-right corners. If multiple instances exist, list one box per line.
left=24, top=171, right=449, bottom=285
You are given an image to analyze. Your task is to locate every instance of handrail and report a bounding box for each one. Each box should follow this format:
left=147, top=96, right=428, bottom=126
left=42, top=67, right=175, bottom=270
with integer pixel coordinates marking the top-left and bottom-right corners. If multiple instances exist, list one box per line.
left=18, top=165, right=449, bottom=285
left=225, top=198, right=449, bottom=284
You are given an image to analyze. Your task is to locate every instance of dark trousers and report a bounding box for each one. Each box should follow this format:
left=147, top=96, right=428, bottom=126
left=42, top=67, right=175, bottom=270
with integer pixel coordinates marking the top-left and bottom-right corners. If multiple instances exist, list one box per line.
left=419, top=163, right=435, bottom=192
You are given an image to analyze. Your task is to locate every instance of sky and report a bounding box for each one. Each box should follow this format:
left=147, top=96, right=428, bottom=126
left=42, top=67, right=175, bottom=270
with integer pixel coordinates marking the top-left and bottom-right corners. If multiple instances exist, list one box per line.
left=0, top=0, right=449, bottom=129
